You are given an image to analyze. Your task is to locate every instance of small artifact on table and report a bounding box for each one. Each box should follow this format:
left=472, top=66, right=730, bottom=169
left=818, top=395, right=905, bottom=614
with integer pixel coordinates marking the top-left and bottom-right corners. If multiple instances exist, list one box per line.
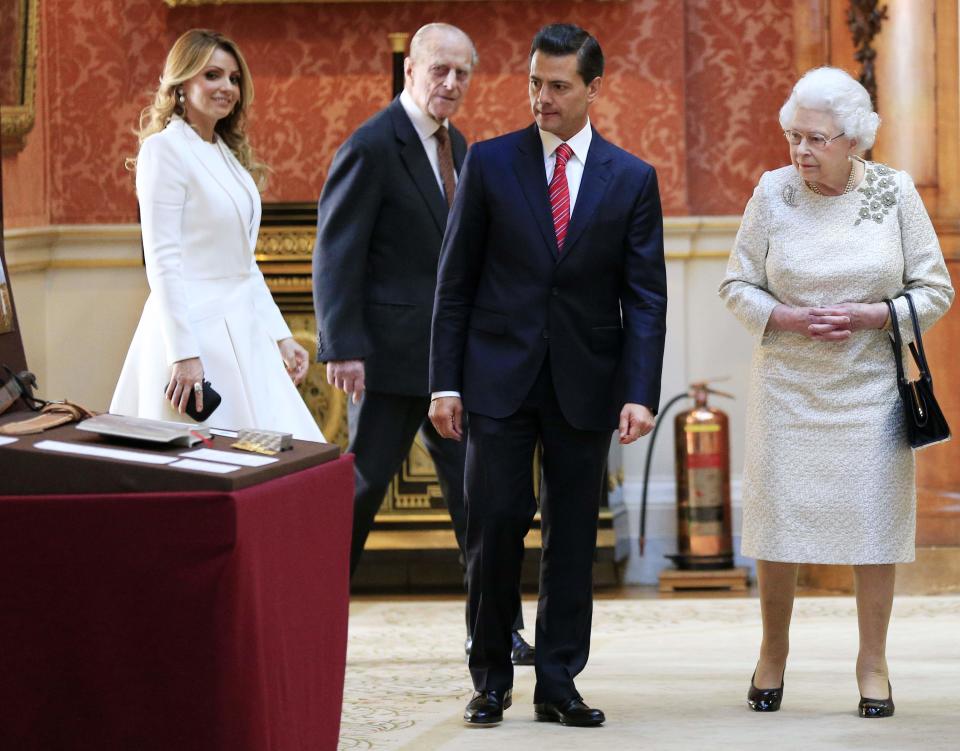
left=233, top=428, right=293, bottom=455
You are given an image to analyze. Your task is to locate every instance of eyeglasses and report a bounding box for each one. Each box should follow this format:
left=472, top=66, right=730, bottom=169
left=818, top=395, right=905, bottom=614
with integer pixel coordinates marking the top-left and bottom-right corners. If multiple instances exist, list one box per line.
left=783, top=129, right=846, bottom=149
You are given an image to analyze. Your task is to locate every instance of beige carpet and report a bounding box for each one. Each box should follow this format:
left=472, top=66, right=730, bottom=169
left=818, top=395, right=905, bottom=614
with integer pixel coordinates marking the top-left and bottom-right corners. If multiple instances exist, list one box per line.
left=339, top=595, right=960, bottom=750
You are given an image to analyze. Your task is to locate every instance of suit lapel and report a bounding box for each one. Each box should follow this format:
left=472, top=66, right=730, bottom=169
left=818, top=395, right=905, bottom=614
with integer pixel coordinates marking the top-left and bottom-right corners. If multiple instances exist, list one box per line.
left=218, top=141, right=261, bottom=250
left=179, top=121, right=253, bottom=254
left=512, top=124, right=560, bottom=260
left=558, top=130, right=614, bottom=264
left=390, top=100, right=448, bottom=234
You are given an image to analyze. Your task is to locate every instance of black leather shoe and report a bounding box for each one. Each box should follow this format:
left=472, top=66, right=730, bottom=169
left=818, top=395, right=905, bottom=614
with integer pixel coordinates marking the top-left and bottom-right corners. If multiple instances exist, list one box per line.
left=511, top=630, right=535, bottom=666
left=859, top=681, right=894, bottom=718
left=534, top=696, right=605, bottom=727
left=747, top=670, right=784, bottom=712
left=464, top=688, right=512, bottom=725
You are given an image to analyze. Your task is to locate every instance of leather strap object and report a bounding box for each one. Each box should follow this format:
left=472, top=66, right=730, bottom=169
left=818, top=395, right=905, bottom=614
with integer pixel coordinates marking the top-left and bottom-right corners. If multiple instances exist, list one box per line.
left=0, top=401, right=96, bottom=436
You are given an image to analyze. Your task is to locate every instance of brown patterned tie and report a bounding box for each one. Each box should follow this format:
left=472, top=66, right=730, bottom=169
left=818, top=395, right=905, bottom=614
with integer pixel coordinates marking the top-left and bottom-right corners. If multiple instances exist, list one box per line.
left=434, top=125, right=457, bottom=207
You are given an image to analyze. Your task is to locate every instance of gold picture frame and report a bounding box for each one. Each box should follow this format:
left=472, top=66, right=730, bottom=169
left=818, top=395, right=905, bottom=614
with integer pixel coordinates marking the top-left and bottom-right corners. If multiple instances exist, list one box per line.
left=0, top=0, right=39, bottom=156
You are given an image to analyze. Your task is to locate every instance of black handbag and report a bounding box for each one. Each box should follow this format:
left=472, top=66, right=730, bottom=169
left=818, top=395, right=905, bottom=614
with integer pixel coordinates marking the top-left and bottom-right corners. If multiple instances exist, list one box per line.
left=161, top=379, right=221, bottom=422
left=884, top=293, right=951, bottom=449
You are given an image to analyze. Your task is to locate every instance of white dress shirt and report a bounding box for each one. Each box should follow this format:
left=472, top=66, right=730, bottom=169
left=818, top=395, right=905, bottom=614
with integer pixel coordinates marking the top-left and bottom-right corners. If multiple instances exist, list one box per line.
left=539, top=118, right=592, bottom=214
left=431, top=119, right=594, bottom=402
left=399, top=89, right=456, bottom=197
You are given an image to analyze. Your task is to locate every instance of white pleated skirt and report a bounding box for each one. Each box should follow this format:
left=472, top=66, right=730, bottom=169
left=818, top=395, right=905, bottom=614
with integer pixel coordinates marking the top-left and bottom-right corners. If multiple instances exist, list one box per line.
left=111, top=275, right=324, bottom=442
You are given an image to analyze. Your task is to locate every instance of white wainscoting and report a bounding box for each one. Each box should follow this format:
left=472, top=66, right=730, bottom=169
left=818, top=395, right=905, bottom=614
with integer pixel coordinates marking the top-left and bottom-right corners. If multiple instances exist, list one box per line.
left=5, top=218, right=756, bottom=583
left=4, top=225, right=148, bottom=411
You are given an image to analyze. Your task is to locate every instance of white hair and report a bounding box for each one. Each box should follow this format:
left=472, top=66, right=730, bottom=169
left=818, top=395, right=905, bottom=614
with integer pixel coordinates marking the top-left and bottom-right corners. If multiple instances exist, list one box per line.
left=779, top=67, right=881, bottom=150
left=409, top=23, right=478, bottom=68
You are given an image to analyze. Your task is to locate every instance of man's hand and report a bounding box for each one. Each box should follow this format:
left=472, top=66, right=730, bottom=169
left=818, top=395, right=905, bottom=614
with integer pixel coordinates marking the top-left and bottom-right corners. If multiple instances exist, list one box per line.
left=619, top=403, right=655, bottom=445
left=326, top=359, right=365, bottom=404
left=429, top=396, right=464, bottom=441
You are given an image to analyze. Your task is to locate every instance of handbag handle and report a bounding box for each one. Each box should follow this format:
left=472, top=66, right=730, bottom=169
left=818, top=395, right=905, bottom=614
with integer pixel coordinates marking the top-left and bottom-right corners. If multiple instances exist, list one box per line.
left=884, top=293, right=931, bottom=387
left=903, top=293, right=933, bottom=385
left=884, top=299, right=908, bottom=387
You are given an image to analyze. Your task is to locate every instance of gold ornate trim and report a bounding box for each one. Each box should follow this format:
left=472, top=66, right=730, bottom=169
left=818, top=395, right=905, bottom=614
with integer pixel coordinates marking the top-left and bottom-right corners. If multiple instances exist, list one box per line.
left=255, top=226, right=315, bottom=260
left=8, top=258, right=143, bottom=274
left=165, top=0, right=518, bottom=5
left=1, top=0, right=39, bottom=156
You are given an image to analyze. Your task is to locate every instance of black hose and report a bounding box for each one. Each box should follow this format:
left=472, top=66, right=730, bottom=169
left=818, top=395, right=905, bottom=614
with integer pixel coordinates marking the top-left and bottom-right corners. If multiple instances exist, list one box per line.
left=638, top=391, right=689, bottom=555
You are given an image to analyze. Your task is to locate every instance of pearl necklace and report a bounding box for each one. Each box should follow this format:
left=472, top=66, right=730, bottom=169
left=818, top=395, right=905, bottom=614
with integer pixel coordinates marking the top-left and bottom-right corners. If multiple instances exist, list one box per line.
left=806, top=160, right=857, bottom=196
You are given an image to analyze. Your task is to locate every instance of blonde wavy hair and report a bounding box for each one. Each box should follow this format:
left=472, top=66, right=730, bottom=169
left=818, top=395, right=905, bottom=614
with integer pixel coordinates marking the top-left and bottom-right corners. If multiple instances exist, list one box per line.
left=126, top=29, right=269, bottom=189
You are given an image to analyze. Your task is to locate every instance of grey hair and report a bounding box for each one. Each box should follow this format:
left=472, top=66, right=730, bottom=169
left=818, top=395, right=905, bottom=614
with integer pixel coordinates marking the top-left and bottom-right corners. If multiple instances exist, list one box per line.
left=409, top=23, right=478, bottom=68
left=779, top=67, right=881, bottom=150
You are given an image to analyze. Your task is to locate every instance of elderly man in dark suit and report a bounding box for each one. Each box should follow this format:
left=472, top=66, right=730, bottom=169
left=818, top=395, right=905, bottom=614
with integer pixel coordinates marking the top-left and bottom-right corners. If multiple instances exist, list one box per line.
left=430, top=24, right=667, bottom=727
left=313, top=22, right=533, bottom=662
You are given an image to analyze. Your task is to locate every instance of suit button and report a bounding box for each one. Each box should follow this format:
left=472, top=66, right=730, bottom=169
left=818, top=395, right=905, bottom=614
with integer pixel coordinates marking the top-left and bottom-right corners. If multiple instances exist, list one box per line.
left=541, top=329, right=549, bottom=339
left=551, top=287, right=559, bottom=296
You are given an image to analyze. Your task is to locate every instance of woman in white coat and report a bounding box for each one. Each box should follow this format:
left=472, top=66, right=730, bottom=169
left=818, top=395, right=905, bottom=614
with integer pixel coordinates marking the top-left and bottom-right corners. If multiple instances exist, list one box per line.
left=112, top=29, right=323, bottom=441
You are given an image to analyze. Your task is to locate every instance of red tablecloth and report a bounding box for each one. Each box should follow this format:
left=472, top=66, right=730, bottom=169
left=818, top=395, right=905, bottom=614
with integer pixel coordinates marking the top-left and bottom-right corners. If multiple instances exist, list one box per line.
left=0, top=455, right=354, bottom=751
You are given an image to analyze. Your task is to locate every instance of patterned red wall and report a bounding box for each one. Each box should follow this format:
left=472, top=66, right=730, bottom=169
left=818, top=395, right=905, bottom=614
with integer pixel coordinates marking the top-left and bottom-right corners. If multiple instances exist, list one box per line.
left=685, top=0, right=795, bottom=213
left=1, top=0, right=795, bottom=227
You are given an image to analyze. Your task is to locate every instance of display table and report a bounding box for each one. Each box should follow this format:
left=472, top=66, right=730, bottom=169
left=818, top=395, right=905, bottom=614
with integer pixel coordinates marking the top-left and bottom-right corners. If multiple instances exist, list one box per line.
left=0, top=425, right=353, bottom=751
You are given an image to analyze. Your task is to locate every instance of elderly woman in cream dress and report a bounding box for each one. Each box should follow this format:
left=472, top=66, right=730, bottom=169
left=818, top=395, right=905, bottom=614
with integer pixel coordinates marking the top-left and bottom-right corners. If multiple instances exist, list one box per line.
left=719, top=67, right=953, bottom=717
left=112, top=29, right=323, bottom=441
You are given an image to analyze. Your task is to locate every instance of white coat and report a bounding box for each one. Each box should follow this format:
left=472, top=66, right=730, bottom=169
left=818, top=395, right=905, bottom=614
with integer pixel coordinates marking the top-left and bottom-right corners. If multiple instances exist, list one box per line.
left=111, top=118, right=324, bottom=441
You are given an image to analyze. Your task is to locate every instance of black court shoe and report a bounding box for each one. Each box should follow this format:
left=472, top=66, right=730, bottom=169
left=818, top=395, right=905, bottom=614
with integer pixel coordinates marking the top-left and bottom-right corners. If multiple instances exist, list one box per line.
left=464, top=688, right=512, bottom=725
left=747, top=670, right=784, bottom=712
left=859, top=681, right=894, bottom=718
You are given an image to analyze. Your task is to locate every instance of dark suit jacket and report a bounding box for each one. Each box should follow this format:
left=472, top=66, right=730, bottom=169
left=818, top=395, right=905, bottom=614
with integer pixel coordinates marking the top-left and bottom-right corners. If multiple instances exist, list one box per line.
left=430, top=124, right=667, bottom=432
left=313, top=97, right=467, bottom=395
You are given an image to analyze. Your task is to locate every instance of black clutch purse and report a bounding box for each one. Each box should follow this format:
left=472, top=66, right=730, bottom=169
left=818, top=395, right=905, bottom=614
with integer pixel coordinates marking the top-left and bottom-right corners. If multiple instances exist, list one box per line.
left=884, top=293, right=950, bottom=450
left=164, top=379, right=221, bottom=422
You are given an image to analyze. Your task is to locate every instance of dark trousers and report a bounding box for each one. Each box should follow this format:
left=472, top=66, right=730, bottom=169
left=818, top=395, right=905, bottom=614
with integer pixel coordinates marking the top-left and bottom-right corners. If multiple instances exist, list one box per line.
left=348, top=390, right=523, bottom=632
left=465, top=361, right=610, bottom=702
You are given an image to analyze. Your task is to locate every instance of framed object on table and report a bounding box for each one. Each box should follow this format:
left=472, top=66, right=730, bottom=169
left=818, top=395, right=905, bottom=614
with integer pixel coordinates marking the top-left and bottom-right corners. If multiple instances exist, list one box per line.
left=0, top=160, right=27, bottom=373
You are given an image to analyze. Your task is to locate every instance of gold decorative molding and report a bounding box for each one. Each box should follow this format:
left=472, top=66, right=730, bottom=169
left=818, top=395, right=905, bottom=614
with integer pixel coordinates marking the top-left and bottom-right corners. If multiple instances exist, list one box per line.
left=387, top=32, right=409, bottom=54
left=1, top=0, right=39, bottom=156
left=164, top=0, right=520, bottom=5
left=255, top=226, right=315, bottom=259
left=8, top=258, right=143, bottom=274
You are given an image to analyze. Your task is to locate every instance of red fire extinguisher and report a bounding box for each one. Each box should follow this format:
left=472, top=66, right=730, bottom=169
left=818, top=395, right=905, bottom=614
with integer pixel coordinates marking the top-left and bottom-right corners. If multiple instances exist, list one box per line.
left=640, top=382, right=734, bottom=570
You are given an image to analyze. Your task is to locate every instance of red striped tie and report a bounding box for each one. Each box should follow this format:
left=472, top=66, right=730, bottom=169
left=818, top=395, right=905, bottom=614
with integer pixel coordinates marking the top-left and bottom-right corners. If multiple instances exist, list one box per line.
left=549, top=143, right=574, bottom=252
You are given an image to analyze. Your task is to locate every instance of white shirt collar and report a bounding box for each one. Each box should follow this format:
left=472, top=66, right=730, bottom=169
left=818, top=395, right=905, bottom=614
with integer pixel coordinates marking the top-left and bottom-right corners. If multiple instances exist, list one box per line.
left=399, top=89, right=448, bottom=142
left=539, top=118, right=592, bottom=164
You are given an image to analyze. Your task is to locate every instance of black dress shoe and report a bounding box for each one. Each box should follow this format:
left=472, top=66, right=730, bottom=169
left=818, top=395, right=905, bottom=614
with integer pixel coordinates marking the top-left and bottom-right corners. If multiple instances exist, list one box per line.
left=464, top=688, right=512, bottom=725
left=511, top=630, right=535, bottom=666
left=747, top=670, right=784, bottom=712
left=859, top=681, right=894, bottom=718
left=534, top=696, right=605, bottom=727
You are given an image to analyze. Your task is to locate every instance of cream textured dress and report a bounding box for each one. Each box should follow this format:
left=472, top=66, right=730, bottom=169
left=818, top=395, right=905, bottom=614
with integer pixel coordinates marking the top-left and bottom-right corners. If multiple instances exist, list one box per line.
left=111, top=119, right=324, bottom=442
left=719, top=161, right=953, bottom=563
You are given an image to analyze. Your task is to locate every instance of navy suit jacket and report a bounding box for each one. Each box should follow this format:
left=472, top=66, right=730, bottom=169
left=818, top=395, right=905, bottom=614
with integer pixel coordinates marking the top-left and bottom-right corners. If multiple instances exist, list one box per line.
left=313, top=97, right=467, bottom=395
left=430, top=124, right=667, bottom=432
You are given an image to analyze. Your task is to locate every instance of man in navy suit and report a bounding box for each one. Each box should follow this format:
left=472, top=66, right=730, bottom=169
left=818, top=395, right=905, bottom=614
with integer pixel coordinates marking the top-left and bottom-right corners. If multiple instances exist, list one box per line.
left=430, top=24, right=667, bottom=727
